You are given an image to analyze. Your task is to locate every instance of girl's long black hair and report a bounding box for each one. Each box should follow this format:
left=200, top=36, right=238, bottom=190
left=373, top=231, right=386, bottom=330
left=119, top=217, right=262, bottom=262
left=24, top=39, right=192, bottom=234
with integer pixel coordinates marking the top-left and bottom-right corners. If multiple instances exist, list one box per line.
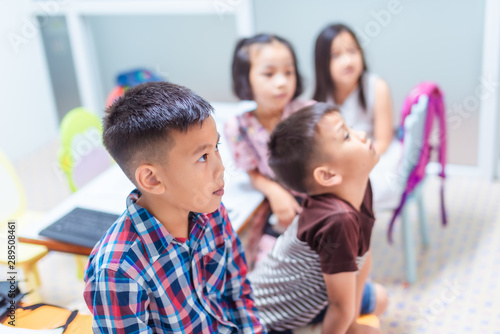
left=313, top=24, right=368, bottom=111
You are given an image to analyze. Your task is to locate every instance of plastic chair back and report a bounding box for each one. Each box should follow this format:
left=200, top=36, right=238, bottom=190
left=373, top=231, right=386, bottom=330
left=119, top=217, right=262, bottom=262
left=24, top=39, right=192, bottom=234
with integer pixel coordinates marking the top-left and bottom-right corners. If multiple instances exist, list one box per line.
left=58, top=107, right=112, bottom=192
left=0, top=151, right=26, bottom=222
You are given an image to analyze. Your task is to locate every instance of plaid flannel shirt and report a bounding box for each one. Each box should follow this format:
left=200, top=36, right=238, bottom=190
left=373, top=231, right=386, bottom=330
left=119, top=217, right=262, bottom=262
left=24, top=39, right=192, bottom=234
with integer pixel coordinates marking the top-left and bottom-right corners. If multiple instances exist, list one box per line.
left=84, top=189, right=265, bottom=333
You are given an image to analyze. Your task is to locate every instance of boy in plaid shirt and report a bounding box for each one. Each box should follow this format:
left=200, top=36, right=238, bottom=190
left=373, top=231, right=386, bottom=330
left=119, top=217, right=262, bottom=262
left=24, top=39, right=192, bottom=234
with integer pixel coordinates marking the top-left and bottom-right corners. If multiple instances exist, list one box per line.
left=84, top=82, right=264, bottom=333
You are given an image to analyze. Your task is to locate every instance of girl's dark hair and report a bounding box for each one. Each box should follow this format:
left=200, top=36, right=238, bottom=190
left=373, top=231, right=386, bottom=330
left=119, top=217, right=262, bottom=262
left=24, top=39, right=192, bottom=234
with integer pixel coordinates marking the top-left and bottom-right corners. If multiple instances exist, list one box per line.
left=313, top=23, right=368, bottom=111
left=232, top=33, right=303, bottom=100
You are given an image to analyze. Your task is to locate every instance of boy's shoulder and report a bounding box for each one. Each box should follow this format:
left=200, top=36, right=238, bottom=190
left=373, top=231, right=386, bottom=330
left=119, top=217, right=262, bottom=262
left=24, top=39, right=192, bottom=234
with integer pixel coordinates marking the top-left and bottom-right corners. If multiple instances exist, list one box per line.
left=297, top=191, right=372, bottom=247
left=84, top=211, right=146, bottom=281
left=300, top=181, right=374, bottom=226
left=89, top=210, right=148, bottom=269
left=301, top=193, right=358, bottom=222
left=297, top=193, right=374, bottom=276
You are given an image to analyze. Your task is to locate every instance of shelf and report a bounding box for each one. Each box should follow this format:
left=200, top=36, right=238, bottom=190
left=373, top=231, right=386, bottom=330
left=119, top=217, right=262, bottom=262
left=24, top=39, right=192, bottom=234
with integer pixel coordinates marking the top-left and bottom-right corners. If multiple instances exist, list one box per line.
left=31, top=1, right=235, bottom=16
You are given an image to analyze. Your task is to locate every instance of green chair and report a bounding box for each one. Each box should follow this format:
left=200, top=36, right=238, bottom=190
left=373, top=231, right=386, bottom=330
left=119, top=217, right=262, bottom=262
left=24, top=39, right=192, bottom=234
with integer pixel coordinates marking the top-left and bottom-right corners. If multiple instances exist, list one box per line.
left=58, top=107, right=113, bottom=193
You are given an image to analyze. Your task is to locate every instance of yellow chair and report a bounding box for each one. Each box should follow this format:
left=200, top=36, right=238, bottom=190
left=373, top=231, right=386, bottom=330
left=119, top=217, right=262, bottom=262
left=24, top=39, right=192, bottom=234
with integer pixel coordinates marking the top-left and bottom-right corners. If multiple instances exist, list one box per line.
left=0, top=152, right=49, bottom=300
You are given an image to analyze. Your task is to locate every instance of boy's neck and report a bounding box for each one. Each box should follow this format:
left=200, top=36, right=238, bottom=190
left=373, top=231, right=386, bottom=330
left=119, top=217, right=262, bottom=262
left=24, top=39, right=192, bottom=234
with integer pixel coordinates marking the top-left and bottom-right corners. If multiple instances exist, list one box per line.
left=136, top=193, right=190, bottom=239
left=322, top=176, right=369, bottom=211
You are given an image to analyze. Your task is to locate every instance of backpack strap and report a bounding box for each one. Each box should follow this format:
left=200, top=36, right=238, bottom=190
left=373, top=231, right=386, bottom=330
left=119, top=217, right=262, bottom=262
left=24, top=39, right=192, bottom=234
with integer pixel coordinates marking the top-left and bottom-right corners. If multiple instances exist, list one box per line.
left=387, top=84, right=448, bottom=242
left=61, top=310, right=79, bottom=332
left=17, top=303, right=79, bottom=332
left=387, top=192, right=409, bottom=243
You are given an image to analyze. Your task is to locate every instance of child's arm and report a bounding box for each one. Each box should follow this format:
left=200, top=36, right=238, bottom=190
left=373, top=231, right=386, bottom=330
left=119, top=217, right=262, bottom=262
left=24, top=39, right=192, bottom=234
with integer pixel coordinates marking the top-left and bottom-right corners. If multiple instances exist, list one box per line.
left=346, top=252, right=378, bottom=334
left=221, top=206, right=266, bottom=333
left=322, top=252, right=378, bottom=334
left=322, top=271, right=357, bottom=333
left=248, top=169, right=302, bottom=227
left=84, top=268, right=152, bottom=334
left=373, top=78, right=393, bottom=155
left=224, top=117, right=301, bottom=227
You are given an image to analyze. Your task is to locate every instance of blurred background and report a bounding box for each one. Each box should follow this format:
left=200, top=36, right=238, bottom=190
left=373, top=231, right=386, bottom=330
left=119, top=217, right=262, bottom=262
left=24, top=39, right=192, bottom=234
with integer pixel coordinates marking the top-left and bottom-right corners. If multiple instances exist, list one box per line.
left=1, top=1, right=500, bottom=333
left=2, top=0, right=499, bottom=171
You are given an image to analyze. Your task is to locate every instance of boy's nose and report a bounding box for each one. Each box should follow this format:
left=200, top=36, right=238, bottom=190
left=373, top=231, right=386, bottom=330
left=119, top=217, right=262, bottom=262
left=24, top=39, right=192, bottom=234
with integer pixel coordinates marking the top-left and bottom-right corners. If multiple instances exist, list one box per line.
left=215, top=154, right=225, bottom=175
left=354, top=130, right=367, bottom=142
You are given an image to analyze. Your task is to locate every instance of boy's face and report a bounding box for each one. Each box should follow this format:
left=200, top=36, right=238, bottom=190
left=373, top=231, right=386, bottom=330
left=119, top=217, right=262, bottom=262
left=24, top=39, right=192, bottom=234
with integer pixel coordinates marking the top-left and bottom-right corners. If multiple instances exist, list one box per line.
left=155, top=116, right=225, bottom=214
left=316, top=112, right=379, bottom=181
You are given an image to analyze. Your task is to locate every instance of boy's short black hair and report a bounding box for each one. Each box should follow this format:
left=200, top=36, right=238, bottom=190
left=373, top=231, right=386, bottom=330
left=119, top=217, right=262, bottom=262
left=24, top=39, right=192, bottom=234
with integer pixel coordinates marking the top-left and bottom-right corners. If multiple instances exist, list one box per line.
left=268, top=102, right=339, bottom=194
left=232, top=33, right=303, bottom=100
left=103, top=82, right=213, bottom=185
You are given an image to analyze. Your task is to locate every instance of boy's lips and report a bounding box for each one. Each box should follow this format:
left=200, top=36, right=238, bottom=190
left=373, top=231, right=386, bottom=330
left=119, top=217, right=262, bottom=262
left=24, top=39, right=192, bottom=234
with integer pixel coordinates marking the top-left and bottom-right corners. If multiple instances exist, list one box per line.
left=368, top=139, right=374, bottom=151
left=213, top=186, right=224, bottom=196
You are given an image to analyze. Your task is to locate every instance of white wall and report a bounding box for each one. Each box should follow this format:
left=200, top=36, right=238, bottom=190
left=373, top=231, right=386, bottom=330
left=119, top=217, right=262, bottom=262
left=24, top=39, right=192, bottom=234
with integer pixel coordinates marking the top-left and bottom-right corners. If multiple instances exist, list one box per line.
left=0, top=0, right=58, bottom=162
left=88, top=14, right=239, bottom=108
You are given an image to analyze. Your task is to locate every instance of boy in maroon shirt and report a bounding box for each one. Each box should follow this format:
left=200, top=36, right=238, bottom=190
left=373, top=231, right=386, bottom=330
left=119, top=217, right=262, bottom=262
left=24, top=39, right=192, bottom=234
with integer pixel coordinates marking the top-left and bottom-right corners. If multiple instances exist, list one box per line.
left=248, top=102, right=388, bottom=333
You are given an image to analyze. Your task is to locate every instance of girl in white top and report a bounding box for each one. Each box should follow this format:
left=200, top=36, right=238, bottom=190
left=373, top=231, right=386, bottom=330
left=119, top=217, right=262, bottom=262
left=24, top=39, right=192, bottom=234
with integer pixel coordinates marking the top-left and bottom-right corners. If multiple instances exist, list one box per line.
left=313, top=23, right=403, bottom=210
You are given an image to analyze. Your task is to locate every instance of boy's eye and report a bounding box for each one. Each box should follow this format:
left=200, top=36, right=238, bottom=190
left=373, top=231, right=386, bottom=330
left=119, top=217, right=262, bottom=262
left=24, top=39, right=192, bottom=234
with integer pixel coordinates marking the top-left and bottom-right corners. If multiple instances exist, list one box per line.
left=198, top=144, right=220, bottom=162
left=263, top=72, right=273, bottom=77
left=198, top=154, right=208, bottom=162
left=344, top=131, right=350, bottom=141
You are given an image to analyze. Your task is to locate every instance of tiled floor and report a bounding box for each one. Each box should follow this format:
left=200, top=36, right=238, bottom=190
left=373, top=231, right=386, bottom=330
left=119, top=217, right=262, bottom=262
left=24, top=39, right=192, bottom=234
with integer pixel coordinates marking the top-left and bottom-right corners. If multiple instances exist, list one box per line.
left=7, top=139, right=500, bottom=333
left=370, top=177, right=500, bottom=334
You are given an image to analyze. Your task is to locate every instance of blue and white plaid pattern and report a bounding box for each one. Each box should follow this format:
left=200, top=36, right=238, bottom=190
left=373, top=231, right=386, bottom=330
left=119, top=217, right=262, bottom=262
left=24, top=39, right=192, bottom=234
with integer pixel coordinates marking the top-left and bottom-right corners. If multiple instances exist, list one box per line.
left=84, top=189, right=265, bottom=333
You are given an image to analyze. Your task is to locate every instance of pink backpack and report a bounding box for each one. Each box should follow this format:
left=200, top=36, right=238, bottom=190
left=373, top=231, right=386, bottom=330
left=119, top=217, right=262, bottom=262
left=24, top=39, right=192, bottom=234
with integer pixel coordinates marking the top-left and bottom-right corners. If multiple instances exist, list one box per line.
left=388, top=82, right=447, bottom=242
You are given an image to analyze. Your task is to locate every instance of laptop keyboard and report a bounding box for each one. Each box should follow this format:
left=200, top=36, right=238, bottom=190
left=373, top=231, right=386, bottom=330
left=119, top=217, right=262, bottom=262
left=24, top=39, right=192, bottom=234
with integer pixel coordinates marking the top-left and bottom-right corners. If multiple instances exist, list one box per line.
left=39, top=207, right=120, bottom=248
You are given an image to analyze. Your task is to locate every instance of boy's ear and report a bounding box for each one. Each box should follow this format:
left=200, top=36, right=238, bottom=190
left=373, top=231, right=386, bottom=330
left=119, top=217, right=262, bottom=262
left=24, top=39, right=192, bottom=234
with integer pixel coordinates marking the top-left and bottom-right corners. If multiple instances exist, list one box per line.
left=135, top=164, right=165, bottom=195
left=313, top=165, right=342, bottom=188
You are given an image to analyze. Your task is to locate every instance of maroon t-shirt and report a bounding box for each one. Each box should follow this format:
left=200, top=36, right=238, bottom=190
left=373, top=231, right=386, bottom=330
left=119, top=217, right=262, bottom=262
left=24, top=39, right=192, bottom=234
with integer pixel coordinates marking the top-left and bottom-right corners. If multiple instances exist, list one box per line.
left=297, top=181, right=375, bottom=275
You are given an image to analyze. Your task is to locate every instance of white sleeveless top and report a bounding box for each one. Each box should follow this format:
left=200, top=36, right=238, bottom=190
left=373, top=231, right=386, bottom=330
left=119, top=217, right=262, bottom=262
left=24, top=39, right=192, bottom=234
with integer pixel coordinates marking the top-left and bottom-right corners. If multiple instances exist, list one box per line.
left=328, top=72, right=379, bottom=138
left=329, top=73, right=405, bottom=210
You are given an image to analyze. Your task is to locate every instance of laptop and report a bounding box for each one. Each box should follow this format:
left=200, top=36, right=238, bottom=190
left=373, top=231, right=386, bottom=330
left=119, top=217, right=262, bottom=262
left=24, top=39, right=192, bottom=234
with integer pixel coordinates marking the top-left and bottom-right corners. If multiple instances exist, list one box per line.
left=39, top=207, right=120, bottom=248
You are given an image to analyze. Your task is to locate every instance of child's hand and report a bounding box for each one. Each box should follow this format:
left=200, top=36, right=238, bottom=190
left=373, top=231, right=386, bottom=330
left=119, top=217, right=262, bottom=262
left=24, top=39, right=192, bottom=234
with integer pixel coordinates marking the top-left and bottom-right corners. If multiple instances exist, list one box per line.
left=268, top=186, right=302, bottom=227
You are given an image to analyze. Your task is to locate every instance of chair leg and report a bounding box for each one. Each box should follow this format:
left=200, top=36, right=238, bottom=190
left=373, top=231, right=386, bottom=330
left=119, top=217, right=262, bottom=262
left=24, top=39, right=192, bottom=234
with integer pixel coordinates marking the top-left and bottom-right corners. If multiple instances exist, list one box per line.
left=27, top=262, right=42, bottom=287
left=75, top=255, right=88, bottom=280
left=401, top=204, right=417, bottom=284
left=18, top=263, right=42, bottom=303
left=416, top=186, right=430, bottom=247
